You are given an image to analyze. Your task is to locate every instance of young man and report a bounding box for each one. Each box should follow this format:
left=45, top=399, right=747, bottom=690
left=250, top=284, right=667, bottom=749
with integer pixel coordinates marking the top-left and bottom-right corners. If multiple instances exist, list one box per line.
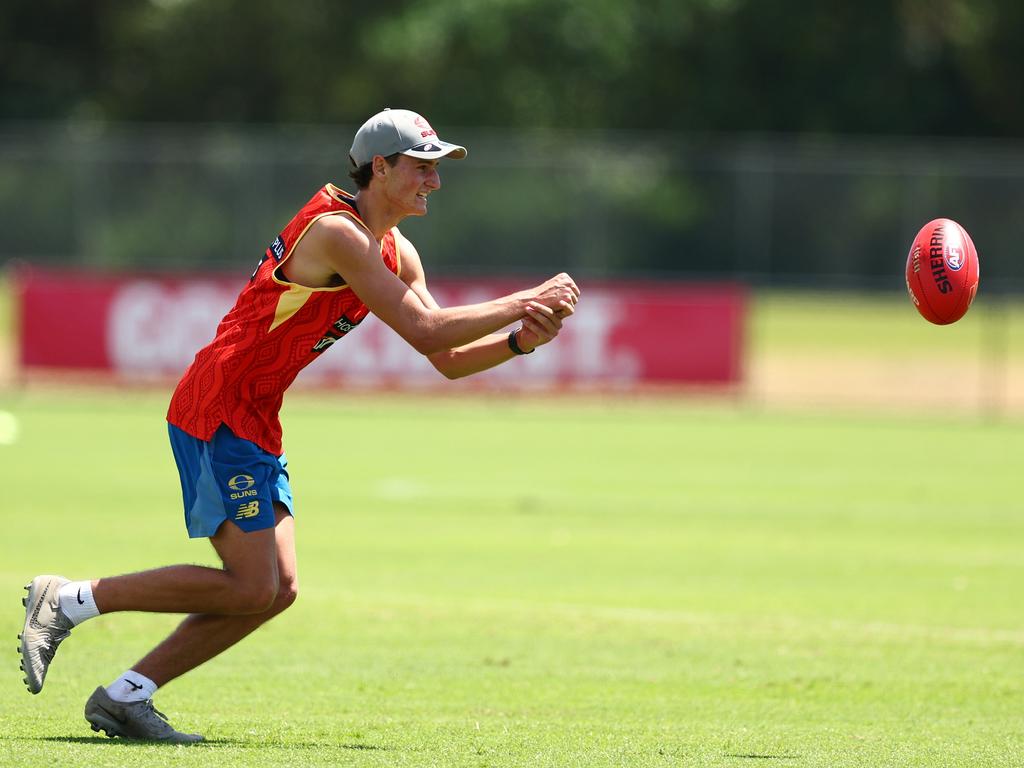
left=19, top=108, right=580, bottom=743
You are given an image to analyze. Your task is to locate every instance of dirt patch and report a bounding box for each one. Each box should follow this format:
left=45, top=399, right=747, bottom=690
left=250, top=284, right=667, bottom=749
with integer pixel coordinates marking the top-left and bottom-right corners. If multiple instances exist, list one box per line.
left=748, top=351, right=1024, bottom=416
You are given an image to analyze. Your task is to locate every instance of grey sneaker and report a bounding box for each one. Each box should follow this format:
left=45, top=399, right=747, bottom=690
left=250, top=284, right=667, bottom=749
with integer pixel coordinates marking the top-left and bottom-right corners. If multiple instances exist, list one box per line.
left=85, top=686, right=204, bottom=743
left=19, top=575, right=73, bottom=694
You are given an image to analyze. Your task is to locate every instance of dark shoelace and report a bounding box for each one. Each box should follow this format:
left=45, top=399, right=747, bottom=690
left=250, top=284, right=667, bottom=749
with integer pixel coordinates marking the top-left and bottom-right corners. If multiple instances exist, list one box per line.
left=135, top=700, right=178, bottom=736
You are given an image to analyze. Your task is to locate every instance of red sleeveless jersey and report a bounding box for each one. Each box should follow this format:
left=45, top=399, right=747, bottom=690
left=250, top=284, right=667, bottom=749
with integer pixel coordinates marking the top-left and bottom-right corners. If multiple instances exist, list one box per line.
left=167, top=183, right=400, bottom=455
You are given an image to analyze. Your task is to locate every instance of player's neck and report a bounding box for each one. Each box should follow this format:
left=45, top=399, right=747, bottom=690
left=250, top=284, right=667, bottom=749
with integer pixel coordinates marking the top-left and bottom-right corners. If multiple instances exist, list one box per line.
left=351, top=190, right=406, bottom=241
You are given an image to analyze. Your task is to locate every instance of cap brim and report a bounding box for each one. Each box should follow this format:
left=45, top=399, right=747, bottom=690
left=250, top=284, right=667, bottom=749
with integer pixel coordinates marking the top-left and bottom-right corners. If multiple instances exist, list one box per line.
left=402, top=140, right=467, bottom=160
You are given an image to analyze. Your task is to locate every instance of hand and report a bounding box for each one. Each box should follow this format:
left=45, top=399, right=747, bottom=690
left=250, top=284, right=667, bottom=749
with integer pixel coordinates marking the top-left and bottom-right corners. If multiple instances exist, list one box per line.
left=531, top=273, right=580, bottom=315
left=515, top=300, right=573, bottom=352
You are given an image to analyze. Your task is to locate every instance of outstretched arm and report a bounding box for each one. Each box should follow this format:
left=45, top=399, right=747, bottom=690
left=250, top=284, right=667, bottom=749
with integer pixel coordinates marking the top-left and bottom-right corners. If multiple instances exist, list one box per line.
left=308, top=216, right=578, bottom=356
left=425, top=308, right=569, bottom=379
left=395, top=231, right=576, bottom=379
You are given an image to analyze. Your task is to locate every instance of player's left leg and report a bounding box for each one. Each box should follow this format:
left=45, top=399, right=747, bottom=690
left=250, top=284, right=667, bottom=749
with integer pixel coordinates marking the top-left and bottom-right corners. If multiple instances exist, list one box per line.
left=83, top=504, right=297, bottom=742
left=130, top=503, right=298, bottom=687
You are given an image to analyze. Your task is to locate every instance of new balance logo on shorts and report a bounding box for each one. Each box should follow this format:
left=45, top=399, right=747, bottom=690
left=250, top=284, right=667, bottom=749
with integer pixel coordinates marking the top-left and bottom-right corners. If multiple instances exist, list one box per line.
left=235, top=501, right=261, bottom=520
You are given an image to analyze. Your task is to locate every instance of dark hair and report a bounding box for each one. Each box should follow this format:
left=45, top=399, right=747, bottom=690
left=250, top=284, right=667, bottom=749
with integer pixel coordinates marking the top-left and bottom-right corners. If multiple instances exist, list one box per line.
left=348, top=153, right=401, bottom=189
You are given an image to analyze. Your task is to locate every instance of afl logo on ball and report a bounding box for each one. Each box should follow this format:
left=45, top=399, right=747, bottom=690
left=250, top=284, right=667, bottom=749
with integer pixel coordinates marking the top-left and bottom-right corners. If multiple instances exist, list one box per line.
left=947, top=246, right=965, bottom=271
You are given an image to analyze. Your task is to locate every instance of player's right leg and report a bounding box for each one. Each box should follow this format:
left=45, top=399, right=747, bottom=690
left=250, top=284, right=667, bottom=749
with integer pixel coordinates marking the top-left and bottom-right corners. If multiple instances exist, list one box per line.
left=19, top=575, right=75, bottom=694
left=19, top=424, right=284, bottom=695
left=18, top=527, right=279, bottom=695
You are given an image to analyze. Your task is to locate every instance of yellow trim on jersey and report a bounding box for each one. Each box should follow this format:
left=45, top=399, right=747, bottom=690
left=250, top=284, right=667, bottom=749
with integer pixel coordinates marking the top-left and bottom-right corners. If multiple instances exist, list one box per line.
left=325, top=182, right=354, bottom=203
left=265, top=185, right=396, bottom=331
left=324, top=183, right=394, bottom=266
left=393, top=228, right=403, bottom=278
left=268, top=282, right=316, bottom=333
left=269, top=210, right=352, bottom=292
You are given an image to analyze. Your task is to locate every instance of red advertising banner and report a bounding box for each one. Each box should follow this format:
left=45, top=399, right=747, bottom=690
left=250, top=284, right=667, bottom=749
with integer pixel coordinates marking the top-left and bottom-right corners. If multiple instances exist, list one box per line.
left=15, top=267, right=745, bottom=388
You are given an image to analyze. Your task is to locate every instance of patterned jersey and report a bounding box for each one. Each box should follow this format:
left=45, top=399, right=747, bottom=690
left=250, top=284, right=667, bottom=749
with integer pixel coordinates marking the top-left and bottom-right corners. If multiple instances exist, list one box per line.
left=167, top=183, right=401, bottom=455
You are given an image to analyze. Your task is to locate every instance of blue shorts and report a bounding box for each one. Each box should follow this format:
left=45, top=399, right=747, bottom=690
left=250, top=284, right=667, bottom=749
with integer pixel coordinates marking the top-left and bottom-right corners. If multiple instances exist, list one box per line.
left=168, top=423, right=294, bottom=539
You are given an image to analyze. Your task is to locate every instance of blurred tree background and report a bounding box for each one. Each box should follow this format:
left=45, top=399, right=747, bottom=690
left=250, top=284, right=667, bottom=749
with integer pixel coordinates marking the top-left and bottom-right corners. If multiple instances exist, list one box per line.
left=2, top=0, right=1022, bottom=283
left=4, top=0, right=1021, bottom=134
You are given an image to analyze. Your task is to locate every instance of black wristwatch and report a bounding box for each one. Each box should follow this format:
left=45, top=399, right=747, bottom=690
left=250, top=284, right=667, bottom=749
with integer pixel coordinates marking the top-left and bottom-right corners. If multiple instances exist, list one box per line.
left=507, top=330, right=534, bottom=355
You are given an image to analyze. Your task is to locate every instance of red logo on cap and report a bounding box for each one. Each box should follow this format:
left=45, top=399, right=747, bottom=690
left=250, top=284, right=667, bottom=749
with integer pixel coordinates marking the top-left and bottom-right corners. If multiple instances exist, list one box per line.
left=414, top=115, right=437, bottom=139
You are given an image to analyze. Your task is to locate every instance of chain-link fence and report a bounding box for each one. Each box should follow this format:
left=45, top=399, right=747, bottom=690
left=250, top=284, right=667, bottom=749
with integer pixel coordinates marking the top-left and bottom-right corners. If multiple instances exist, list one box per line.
left=5, top=121, right=1024, bottom=414
left=3, top=121, right=1023, bottom=290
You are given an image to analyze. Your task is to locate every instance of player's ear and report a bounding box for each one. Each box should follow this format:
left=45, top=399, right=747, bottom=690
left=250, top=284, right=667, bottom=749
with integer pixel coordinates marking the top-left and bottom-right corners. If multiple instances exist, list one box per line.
left=372, top=155, right=390, bottom=180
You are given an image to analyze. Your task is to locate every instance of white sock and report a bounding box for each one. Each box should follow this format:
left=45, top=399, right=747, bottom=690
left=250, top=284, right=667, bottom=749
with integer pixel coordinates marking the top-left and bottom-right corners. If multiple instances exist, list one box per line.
left=106, top=671, right=158, bottom=703
left=57, top=581, right=100, bottom=626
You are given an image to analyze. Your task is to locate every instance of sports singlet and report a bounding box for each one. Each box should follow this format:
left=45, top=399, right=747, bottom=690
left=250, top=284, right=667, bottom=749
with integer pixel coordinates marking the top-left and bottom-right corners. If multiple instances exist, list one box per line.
left=167, top=183, right=400, bottom=455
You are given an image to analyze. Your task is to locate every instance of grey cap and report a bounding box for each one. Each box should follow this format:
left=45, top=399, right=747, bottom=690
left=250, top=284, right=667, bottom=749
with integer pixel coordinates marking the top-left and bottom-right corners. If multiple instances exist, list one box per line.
left=349, top=108, right=468, bottom=167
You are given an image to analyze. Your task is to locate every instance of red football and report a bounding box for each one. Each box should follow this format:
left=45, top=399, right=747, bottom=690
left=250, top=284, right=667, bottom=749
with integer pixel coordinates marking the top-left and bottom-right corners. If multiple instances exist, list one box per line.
left=905, top=218, right=980, bottom=325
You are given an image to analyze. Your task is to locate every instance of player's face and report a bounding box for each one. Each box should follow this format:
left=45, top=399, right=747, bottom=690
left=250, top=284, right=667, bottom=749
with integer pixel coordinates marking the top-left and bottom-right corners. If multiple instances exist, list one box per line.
left=384, top=155, right=441, bottom=216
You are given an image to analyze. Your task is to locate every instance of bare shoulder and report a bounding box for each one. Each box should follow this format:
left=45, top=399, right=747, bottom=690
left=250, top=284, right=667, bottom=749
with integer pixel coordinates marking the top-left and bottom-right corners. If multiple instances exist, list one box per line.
left=287, top=214, right=378, bottom=287
left=307, top=214, right=382, bottom=271
left=312, top=213, right=374, bottom=254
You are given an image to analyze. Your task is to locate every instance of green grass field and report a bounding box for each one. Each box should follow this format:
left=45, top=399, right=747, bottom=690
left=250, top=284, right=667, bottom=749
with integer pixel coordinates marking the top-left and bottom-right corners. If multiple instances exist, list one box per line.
left=750, top=289, right=1023, bottom=359
left=1, top=390, right=1022, bottom=767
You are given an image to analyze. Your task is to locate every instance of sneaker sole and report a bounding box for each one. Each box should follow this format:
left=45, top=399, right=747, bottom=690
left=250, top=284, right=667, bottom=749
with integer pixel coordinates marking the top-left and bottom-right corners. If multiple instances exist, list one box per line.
left=85, top=707, right=203, bottom=743
left=85, top=711, right=125, bottom=739
left=18, top=582, right=39, bottom=694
